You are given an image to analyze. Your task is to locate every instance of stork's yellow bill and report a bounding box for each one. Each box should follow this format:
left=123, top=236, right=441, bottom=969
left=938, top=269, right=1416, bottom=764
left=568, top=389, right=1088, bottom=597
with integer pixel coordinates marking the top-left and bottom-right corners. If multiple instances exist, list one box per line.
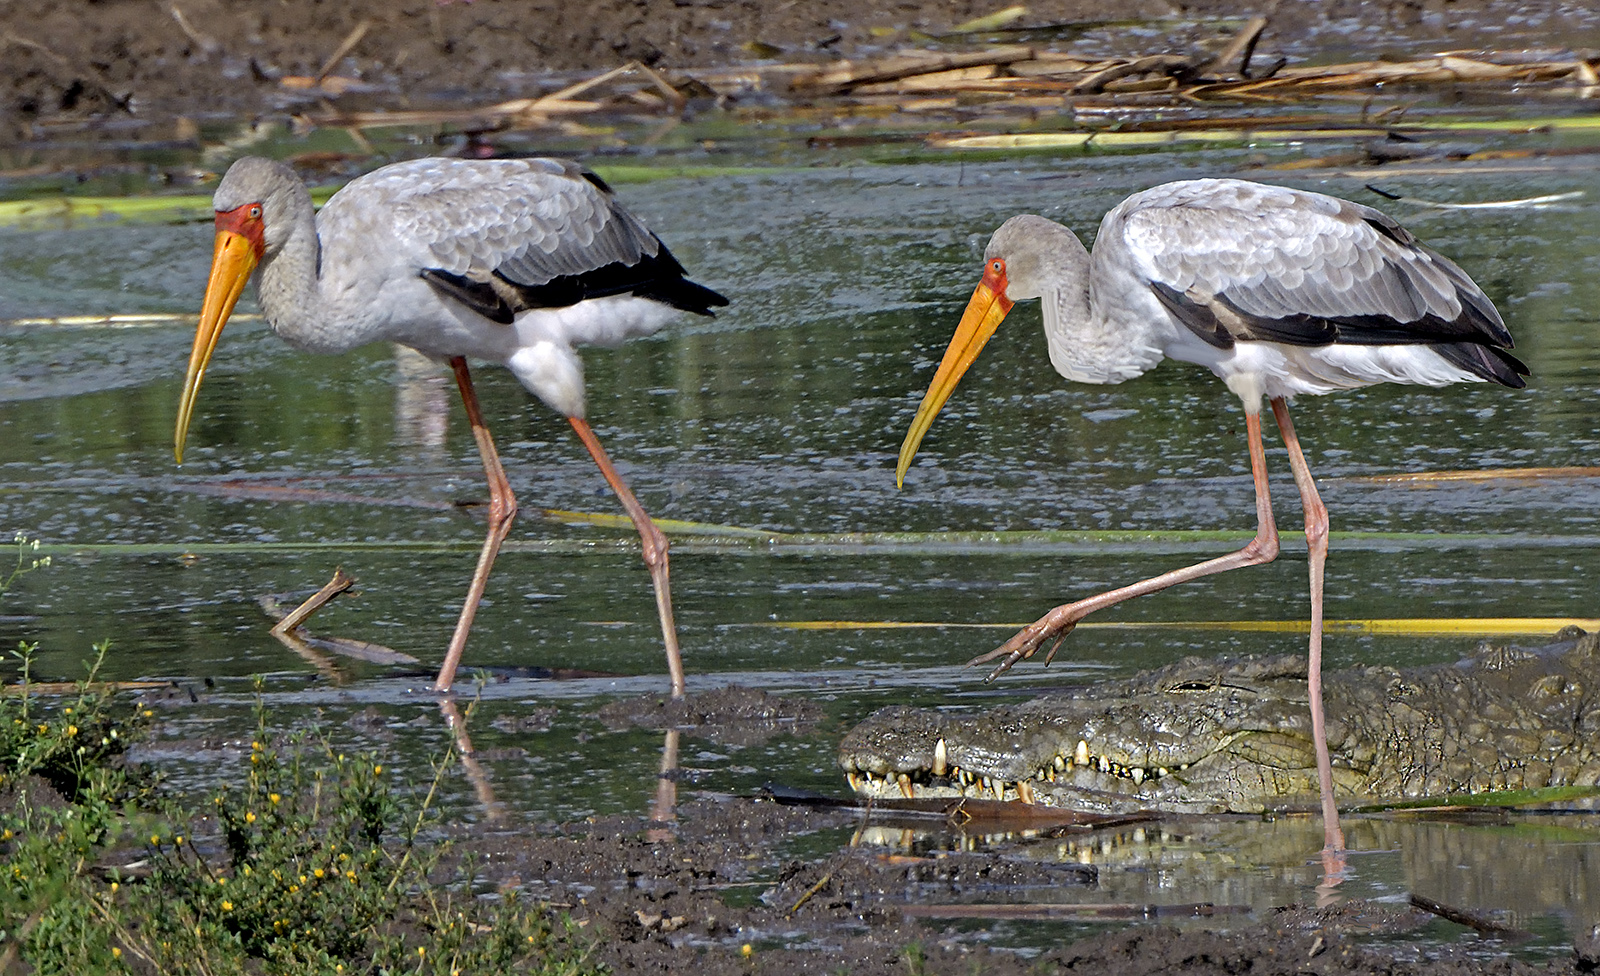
left=895, top=257, right=1013, bottom=487
left=175, top=202, right=264, bottom=464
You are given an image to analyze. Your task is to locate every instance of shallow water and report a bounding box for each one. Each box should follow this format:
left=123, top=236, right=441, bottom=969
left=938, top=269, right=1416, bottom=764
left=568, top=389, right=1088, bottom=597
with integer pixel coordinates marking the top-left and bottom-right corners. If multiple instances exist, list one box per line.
left=3, top=145, right=1599, bottom=952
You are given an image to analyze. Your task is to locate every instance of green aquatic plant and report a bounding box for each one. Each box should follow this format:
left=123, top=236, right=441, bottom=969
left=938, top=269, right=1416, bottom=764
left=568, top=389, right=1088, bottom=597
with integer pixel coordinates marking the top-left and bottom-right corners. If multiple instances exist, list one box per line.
left=91, top=694, right=600, bottom=975
left=2, top=687, right=600, bottom=974
left=1, top=531, right=50, bottom=601
left=1, top=545, right=599, bottom=976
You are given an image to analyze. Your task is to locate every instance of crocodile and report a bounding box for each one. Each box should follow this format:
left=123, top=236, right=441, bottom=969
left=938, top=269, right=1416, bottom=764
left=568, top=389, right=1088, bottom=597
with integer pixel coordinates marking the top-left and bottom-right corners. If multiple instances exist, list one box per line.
left=839, top=627, right=1600, bottom=814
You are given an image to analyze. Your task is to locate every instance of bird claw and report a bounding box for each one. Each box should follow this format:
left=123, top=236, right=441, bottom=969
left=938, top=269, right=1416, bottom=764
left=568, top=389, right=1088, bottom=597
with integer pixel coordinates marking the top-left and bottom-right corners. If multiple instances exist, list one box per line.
left=967, top=617, right=1079, bottom=682
left=1041, top=627, right=1075, bottom=666
left=980, top=649, right=1026, bottom=683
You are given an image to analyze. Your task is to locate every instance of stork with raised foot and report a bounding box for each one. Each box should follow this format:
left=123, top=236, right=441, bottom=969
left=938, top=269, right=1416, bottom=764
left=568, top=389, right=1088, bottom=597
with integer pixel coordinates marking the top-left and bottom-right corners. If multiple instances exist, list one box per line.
left=895, top=178, right=1526, bottom=857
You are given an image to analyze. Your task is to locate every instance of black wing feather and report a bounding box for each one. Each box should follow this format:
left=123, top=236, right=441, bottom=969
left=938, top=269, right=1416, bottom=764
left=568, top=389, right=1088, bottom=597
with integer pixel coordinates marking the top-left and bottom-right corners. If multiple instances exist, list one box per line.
left=1151, top=270, right=1527, bottom=389
left=423, top=239, right=728, bottom=319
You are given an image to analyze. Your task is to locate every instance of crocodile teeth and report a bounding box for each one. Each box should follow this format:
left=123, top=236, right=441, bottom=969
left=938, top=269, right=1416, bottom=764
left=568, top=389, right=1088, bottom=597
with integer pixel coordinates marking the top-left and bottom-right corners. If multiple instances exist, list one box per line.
left=1054, top=754, right=1066, bottom=771
left=847, top=772, right=862, bottom=792
left=1017, top=780, right=1035, bottom=805
left=1130, top=767, right=1144, bottom=786
left=932, top=737, right=948, bottom=777
left=1097, top=756, right=1109, bottom=773
left=1075, top=740, right=1090, bottom=766
left=1158, top=767, right=1170, bottom=778
left=1046, top=768, right=1056, bottom=783
left=994, top=780, right=1009, bottom=800
left=898, top=773, right=915, bottom=799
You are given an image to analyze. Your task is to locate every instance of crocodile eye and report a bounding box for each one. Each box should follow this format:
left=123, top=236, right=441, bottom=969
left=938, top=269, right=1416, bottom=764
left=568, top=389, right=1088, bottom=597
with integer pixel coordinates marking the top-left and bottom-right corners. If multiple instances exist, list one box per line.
left=1170, top=681, right=1214, bottom=692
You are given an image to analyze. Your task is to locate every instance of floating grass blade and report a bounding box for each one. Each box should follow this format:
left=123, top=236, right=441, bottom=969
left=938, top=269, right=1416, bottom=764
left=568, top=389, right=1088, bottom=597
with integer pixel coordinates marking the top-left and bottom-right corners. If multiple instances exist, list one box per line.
left=1, top=312, right=265, bottom=329
left=742, top=617, right=1600, bottom=635
left=539, top=508, right=790, bottom=539
left=1344, top=466, right=1600, bottom=484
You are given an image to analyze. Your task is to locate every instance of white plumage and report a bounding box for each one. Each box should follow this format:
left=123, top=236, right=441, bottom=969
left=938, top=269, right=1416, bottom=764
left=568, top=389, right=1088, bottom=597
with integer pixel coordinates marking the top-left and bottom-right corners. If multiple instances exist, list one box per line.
left=177, top=155, right=726, bottom=697
left=895, top=177, right=1525, bottom=864
left=1014, top=179, right=1522, bottom=402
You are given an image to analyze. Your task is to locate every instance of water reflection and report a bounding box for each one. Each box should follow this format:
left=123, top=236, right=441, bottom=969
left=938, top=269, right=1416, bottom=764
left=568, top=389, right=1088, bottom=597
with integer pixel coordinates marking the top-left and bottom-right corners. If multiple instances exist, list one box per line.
left=2, top=154, right=1598, bottom=943
left=851, top=812, right=1600, bottom=943
left=440, top=698, right=508, bottom=825
left=391, top=345, right=451, bottom=457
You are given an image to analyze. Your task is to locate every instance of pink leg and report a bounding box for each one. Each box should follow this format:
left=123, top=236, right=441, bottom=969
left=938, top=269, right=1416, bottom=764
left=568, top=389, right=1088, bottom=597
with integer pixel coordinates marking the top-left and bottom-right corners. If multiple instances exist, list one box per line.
left=647, top=729, right=681, bottom=843
left=974, top=408, right=1280, bottom=679
left=568, top=416, right=686, bottom=699
left=433, top=357, right=519, bottom=693
left=438, top=698, right=506, bottom=823
left=1269, top=397, right=1345, bottom=858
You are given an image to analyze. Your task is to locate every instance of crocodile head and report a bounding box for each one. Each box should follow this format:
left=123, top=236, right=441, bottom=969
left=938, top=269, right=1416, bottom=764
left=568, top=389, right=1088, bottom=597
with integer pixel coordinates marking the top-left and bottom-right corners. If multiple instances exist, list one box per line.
left=838, top=631, right=1600, bottom=814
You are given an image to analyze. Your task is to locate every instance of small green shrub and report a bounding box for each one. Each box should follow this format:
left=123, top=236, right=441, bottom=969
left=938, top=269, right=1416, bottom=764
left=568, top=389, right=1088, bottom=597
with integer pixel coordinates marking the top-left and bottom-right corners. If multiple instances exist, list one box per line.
left=1, top=535, right=601, bottom=975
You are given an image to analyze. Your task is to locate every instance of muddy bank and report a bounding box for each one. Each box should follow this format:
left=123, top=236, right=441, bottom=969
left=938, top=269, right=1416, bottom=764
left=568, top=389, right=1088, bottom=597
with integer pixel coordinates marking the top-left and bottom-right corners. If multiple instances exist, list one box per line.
left=5, top=0, right=1598, bottom=143
left=461, top=796, right=1592, bottom=976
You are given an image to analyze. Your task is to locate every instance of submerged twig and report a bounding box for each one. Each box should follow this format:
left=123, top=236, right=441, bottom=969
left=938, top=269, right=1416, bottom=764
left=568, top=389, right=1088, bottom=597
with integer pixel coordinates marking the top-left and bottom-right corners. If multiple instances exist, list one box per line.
left=258, top=569, right=420, bottom=669
left=268, top=567, right=355, bottom=637
left=1408, top=893, right=1532, bottom=939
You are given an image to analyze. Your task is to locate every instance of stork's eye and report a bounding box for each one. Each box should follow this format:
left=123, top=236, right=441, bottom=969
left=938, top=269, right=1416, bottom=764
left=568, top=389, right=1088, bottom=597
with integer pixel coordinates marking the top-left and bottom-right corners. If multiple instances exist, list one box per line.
left=991, top=260, right=1004, bottom=274
left=248, top=205, right=262, bottom=219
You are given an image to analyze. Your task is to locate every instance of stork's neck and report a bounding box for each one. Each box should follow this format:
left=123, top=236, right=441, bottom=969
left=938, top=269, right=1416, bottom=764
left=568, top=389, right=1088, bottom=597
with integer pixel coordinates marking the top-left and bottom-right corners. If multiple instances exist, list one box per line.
left=1041, top=233, right=1164, bottom=385
left=253, top=189, right=344, bottom=353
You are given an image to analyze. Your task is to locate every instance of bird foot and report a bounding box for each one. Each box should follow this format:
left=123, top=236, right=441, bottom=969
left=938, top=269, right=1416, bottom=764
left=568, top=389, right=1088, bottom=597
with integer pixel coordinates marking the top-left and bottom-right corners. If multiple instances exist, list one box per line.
left=966, top=612, right=1080, bottom=681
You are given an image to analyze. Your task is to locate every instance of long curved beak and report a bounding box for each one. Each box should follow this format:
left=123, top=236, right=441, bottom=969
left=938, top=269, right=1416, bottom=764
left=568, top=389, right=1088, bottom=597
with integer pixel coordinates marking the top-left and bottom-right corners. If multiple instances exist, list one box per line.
left=894, top=264, right=1013, bottom=488
left=175, top=228, right=258, bottom=464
